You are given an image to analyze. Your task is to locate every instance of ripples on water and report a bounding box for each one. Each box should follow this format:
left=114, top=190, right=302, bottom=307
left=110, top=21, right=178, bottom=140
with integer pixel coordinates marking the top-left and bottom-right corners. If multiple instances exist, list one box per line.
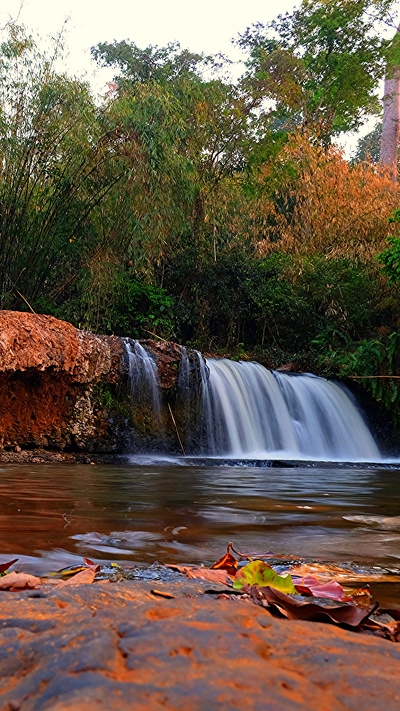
left=0, top=461, right=399, bottom=587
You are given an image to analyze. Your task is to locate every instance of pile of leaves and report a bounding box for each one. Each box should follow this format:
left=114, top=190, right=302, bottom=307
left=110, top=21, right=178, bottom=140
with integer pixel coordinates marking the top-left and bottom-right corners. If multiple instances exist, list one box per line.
left=1, top=545, right=399, bottom=642
left=166, top=543, right=400, bottom=643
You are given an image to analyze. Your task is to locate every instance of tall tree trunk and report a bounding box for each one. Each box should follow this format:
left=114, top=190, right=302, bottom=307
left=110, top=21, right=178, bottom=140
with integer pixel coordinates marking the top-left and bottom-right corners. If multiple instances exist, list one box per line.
left=380, top=29, right=400, bottom=181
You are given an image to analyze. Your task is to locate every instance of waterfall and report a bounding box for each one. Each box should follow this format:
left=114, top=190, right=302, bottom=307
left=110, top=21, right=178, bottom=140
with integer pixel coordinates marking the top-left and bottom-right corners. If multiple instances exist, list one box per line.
left=124, top=340, right=163, bottom=430
left=200, top=358, right=380, bottom=461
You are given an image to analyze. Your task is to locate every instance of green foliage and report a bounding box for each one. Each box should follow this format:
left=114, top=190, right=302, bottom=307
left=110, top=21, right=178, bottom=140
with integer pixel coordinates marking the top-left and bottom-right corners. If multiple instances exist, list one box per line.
left=166, top=250, right=394, bottom=355
left=233, top=560, right=297, bottom=593
left=313, top=331, right=400, bottom=424
left=238, top=0, right=399, bottom=141
left=61, top=268, right=176, bottom=338
left=107, top=273, right=175, bottom=338
left=378, top=210, right=400, bottom=283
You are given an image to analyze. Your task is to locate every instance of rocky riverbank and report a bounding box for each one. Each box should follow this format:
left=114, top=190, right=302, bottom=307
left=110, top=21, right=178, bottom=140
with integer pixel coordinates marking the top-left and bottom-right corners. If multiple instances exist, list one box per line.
left=1, top=309, right=399, bottom=462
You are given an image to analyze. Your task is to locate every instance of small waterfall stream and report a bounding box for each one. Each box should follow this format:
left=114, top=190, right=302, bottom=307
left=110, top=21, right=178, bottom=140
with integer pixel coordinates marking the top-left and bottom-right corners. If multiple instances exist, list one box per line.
left=124, top=340, right=163, bottom=430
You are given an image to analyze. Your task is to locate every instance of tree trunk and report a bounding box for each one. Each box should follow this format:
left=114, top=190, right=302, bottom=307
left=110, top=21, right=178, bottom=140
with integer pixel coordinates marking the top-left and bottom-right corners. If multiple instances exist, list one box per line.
left=380, top=29, right=400, bottom=181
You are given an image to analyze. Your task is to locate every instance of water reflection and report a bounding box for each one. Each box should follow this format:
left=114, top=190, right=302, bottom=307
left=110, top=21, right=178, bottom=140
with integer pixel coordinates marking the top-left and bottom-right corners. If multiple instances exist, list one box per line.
left=0, top=463, right=399, bottom=579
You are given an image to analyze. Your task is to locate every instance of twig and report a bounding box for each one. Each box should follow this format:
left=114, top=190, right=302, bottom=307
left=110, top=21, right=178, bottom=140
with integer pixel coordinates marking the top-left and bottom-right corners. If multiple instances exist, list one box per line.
left=348, top=375, right=400, bottom=379
left=143, top=329, right=169, bottom=343
left=167, top=403, right=186, bottom=456
left=15, top=291, right=36, bottom=314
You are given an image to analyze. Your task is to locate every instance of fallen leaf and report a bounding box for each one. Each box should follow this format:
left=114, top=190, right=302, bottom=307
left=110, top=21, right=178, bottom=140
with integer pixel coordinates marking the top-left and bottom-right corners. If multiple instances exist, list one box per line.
left=0, top=559, right=18, bottom=576
left=287, top=562, right=400, bottom=584
left=165, top=564, right=229, bottom=585
left=0, top=572, right=41, bottom=591
left=251, top=586, right=377, bottom=628
left=344, top=585, right=371, bottom=598
left=295, top=576, right=351, bottom=601
left=57, top=567, right=98, bottom=587
left=233, top=560, right=297, bottom=594
left=363, top=609, right=400, bottom=641
left=211, top=544, right=238, bottom=576
left=83, top=557, right=96, bottom=566
left=342, top=585, right=372, bottom=608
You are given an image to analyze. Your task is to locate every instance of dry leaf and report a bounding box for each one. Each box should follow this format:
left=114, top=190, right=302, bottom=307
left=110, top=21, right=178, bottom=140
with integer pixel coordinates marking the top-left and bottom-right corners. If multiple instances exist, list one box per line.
left=0, top=572, right=41, bottom=591
left=0, top=559, right=18, bottom=575
left=165, top=564, right=229, bottom=585
left=295, top=576, right=351, bottom=601
left=57, top=567, right=97, bottom=587
left=251, top=586, right=377, bottom=628
left=211, top=544, right=239, bottom=576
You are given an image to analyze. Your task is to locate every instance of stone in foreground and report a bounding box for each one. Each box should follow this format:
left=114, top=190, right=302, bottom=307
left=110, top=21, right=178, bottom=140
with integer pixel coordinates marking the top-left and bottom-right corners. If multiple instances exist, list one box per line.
left=0, top=581, right=399, bottom=710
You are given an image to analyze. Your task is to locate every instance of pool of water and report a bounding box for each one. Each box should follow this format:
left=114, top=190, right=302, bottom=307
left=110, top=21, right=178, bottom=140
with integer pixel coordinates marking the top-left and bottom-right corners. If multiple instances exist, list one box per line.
left=1, top=461, right=400, bottom=582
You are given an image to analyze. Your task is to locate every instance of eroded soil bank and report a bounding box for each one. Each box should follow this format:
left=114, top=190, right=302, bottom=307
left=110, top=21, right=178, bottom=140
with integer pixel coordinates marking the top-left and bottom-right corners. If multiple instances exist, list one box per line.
left=0, top=311, right=198, bottom=457
left=1, top=579, right=400, bottom=711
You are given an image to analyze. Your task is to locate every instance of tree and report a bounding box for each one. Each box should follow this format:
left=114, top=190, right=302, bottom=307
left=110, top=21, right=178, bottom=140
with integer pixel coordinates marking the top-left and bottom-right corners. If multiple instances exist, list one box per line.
left=353, top=122, right=382, bottom=163
left=380, top=26, right=400, bottom=179
left=238, top=0, right=400, bottom=145
left=0, top=26, right=125, bottom=309
left=255, top=133, right=400, bottom=260
left=91, top=40, right=272, bottom=269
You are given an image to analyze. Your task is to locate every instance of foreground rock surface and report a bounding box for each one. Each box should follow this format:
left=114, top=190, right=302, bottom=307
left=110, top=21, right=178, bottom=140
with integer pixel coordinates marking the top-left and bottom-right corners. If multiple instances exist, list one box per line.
left=0, top=581, right=400, bottom=711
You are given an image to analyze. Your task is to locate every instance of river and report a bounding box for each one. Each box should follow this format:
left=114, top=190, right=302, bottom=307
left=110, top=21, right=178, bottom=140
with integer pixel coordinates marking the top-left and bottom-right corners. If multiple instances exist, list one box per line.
left=1, top=461, right=400, bottom=604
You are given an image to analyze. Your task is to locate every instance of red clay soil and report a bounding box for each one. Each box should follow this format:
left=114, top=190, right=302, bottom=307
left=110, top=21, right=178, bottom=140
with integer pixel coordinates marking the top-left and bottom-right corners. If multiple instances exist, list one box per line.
left=0, top=580, right=399, bottom=710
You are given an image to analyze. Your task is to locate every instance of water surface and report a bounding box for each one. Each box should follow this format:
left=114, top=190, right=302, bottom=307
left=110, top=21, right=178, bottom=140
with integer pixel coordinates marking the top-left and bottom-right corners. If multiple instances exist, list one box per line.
left=1, top=462, right=400, bottom=586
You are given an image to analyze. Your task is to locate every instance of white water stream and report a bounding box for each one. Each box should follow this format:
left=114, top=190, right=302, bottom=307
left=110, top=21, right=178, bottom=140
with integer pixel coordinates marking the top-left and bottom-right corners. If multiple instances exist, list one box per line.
left=201, top=358, right=380, bottom=461
left=124, top=340, right=163, bottom=426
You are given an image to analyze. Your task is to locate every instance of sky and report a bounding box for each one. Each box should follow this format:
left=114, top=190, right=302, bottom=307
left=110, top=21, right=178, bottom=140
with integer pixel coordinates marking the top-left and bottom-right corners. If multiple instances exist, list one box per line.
left=0, top=0, right=297, bottom=83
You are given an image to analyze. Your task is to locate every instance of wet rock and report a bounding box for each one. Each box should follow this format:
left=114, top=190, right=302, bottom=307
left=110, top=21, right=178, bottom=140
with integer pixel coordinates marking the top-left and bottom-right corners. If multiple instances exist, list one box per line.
left=140, top=339, right=183, bottom=389
left=0, top=581, right=399, bottom=710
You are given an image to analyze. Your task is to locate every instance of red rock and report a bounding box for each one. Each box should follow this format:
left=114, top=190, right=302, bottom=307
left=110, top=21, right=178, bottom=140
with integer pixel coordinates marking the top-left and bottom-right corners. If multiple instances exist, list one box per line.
left=0, top=311, right=122, bottom=451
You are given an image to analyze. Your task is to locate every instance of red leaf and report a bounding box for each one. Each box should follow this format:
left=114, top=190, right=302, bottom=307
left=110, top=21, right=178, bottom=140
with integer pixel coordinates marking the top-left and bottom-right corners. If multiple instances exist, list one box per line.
left=83, top=557, right=96, bottom=567
left=0, top=559, right=18, bottom=575
left=295, top=576, right=351, bottom=601
left=210, top=544, right=238, bottom=576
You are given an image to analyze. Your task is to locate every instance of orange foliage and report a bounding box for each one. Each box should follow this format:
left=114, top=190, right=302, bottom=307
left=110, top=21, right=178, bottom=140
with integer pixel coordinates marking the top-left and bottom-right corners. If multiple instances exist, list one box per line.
left=256, top=133, right=400, bottom=261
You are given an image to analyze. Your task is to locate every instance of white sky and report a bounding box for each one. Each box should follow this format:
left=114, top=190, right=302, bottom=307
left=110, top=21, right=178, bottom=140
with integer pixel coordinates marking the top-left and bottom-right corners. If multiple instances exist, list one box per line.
left=0, top=0, right=297, bottom=82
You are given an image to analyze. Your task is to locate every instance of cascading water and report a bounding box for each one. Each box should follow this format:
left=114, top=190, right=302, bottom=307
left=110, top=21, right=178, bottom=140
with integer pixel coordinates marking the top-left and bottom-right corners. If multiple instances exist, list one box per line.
left=124, top=340, right=163, bottom=430
left=199, top=358, right=380, bottom=461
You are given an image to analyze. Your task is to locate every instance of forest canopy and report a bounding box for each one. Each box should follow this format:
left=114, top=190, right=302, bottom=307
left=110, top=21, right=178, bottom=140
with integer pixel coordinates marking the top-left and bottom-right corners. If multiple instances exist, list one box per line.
left=1, top=0, right=400, bottom=418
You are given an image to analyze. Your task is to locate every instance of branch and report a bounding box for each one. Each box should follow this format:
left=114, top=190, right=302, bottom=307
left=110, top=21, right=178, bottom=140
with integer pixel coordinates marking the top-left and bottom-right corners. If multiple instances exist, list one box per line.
left=349, top=375, right=400, bottom=379
left=0, top=0, right=24, bottom=31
